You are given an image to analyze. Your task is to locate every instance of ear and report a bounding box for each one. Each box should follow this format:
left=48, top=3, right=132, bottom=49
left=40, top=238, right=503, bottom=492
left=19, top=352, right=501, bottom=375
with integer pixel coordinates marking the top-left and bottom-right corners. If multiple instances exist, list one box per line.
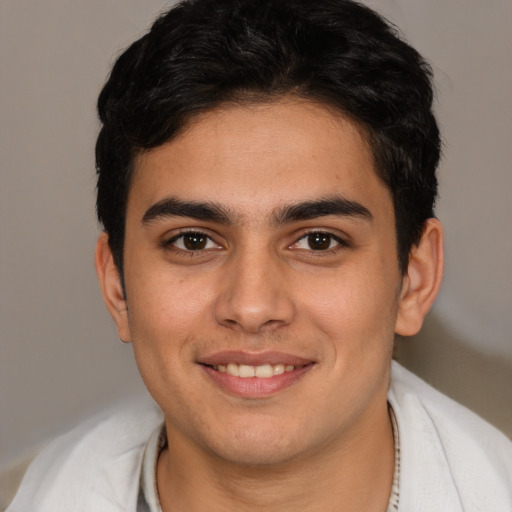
left=95, top=233, right=131, bottom=343
left=395, top=218, right=444, bottom=337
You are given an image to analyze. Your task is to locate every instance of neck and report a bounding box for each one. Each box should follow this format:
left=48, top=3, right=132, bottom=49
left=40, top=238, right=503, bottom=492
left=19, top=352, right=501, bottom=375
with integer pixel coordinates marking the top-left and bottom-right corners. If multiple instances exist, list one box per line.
left=157, top=402, right=395, bottom=512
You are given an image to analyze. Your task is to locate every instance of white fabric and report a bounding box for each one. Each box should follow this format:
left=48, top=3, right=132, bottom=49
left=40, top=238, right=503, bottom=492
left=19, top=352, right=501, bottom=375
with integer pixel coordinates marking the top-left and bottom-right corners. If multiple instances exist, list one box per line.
left=140, top=425, right=165, bottom=512
left=7, top=399, right=163, bottom=512
left=388, top=363, right=512, bottom=511
left=7, top=362, right=512, bottom=512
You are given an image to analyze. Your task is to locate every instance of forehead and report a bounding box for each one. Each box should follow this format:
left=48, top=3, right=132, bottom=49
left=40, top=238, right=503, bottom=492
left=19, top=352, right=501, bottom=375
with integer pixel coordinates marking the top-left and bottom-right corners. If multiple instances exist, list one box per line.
left=128, top=98, right=391, bottom=223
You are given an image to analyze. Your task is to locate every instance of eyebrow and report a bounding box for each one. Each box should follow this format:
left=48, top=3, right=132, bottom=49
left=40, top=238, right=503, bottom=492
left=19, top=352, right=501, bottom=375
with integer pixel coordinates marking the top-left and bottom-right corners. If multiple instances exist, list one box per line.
left=141, top=195, right=372, bottom=226
left=142, top=197, right=232, bottom=225
left=272, top=197, right=373, bottom=225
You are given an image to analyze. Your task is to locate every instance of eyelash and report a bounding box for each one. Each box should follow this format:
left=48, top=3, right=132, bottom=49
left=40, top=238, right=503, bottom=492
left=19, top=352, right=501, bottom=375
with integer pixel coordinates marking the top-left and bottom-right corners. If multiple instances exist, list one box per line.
left=162, top=229, right=349, bottom=255
left=163, top=230, right=221, bottom=254
left=291, top=231, right=349, bottom=253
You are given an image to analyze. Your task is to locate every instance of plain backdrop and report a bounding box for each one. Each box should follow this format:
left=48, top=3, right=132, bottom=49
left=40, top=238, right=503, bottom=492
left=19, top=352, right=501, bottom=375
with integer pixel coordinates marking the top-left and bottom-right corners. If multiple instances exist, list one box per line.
left=1, top=0, right=511, bottom=472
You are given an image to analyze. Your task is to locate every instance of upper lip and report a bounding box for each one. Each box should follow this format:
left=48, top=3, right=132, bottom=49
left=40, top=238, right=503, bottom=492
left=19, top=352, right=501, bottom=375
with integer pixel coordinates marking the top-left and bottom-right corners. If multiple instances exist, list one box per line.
left=199, top=351, right=314, bottom=367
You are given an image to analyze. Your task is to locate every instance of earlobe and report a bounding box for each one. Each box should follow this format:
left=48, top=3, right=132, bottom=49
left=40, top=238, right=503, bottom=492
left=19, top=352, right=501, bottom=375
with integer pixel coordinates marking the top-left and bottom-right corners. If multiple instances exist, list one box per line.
left=94, top=233, right=131, bottom=343
left=395, top=218, right=444, bottom=337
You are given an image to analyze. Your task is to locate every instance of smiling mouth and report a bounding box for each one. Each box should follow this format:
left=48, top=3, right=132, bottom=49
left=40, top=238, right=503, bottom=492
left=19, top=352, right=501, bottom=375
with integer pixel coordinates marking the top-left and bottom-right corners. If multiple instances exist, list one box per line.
left=198, top=351, right=315, bottom=397
left=209, top=363, right=299, bottom=378
left=200, top=359, right=315, bottom=398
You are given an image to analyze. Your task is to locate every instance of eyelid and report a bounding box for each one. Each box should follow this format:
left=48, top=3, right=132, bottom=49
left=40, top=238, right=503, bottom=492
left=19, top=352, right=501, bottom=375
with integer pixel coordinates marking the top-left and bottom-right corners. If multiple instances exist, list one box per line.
left=162, top=228, right=224, bottom=251
left=289, top=229, right=350, bottom=249
left=303, top=230, right=348, bottom=244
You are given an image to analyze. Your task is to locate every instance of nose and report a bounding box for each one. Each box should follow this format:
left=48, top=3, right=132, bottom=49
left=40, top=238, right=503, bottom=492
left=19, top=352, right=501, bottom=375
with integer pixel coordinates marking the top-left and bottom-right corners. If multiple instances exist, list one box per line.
left=214, top=248, right=295, bottom=334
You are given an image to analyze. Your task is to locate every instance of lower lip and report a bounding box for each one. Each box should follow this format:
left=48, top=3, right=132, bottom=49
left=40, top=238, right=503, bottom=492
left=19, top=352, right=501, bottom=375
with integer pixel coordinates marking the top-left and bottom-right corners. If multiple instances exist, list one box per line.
left=201, top=364, right=314, bottom=398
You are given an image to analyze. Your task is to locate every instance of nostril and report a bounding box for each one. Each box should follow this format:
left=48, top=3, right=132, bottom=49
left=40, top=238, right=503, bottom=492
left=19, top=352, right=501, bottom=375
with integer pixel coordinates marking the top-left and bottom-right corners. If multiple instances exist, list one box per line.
left=213, top=265, right=296, bottom=333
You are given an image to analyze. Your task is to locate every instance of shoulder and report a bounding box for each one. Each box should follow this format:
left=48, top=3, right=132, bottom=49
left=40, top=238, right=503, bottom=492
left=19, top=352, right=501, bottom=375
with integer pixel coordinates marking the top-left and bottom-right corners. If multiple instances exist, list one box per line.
left=389, top=361, right=512, bottom=511
left=7, top=397, right=163, bottom=512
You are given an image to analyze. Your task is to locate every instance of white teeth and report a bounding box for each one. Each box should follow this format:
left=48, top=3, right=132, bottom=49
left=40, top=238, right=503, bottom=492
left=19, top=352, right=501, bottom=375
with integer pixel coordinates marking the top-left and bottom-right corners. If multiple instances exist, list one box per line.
left=239, top=364, right=255, bottom=378
left=255, top=364, right=273, bottom=378
left=215, top=363, right=297, bottom=378
left=226, top=363, right=239, bottom=377
left=273, top=364, right=285, bottom=375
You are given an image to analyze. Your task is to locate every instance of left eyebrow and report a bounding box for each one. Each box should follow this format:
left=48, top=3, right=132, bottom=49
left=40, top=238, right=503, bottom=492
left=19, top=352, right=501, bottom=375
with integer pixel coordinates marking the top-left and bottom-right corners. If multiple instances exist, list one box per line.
left=272, top=197, right=373, bottom=225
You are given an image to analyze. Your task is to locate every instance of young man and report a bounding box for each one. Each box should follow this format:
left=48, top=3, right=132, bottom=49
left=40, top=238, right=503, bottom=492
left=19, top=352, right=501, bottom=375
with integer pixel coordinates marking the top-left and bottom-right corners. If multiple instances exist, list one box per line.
left=8, top=0, right=512, bottom=511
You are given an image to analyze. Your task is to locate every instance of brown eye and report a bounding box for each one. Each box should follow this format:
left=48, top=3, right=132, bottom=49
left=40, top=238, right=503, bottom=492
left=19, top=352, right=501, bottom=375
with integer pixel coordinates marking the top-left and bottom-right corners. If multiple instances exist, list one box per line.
left=183, top=233, right=208, bottom=250
left=167, top=231, right=219, bottom=251
left=307, top=232, right=332, bottom=250
left=291, top=231, right=346, bottom=252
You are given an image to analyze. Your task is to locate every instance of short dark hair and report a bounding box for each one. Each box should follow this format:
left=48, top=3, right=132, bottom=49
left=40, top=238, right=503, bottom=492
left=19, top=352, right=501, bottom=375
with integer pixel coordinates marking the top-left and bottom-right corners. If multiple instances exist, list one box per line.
left=96, top=0, right=440, bottom=275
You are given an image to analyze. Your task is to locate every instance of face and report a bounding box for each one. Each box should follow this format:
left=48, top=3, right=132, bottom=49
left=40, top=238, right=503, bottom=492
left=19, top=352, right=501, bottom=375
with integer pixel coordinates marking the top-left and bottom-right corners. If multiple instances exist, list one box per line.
left=108, top=99, right=407, bottom=465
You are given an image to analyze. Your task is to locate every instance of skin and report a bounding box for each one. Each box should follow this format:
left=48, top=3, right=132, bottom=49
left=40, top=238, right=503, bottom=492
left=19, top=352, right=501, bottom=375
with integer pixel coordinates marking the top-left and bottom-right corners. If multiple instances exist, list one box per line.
left=96, top=98, right=443, bottom=511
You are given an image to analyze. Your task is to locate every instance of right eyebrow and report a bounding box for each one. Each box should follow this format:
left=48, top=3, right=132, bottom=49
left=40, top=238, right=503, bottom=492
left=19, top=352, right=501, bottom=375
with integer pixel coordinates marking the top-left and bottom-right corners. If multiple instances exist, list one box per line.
left=141, top=197, right=232, bottom=225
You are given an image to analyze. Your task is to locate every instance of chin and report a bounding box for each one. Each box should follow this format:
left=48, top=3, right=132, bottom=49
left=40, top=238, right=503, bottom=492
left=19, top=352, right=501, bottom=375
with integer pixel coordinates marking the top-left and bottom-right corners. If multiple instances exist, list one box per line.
left=215, top=442, right=300, bottom=467
left=202, top=420, right=315, bottom=467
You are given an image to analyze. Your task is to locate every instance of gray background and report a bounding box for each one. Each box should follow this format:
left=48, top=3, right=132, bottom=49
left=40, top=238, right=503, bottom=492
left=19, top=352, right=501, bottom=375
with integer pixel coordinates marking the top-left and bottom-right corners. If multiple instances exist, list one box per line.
left=1, top=0, right=511, bottom=477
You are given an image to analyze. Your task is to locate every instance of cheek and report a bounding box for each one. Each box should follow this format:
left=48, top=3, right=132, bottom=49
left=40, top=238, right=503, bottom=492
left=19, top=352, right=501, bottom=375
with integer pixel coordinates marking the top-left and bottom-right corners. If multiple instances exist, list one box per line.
left=127, top=264, right=213, bottom=332
left=299, top=266, right=399, bottom=351
left=124, top=270, right=212, bottom=377
left=125, top=279, right=208, bottom=410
